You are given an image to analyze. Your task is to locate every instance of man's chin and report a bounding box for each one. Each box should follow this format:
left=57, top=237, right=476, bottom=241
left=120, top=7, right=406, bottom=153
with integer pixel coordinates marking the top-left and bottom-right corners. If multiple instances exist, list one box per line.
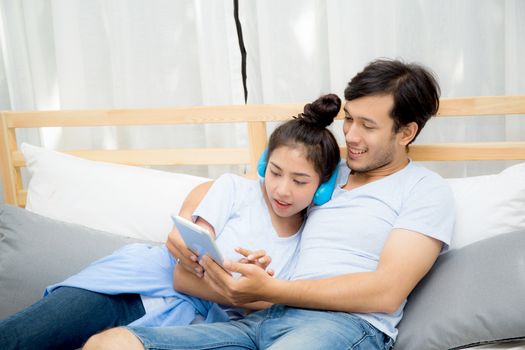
left=346, top=159, right=368, bottom=173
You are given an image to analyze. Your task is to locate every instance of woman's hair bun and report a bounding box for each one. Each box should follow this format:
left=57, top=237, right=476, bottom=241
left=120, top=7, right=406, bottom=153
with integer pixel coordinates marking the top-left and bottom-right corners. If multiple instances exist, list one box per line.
left=299, top=93, right=341, bottom=128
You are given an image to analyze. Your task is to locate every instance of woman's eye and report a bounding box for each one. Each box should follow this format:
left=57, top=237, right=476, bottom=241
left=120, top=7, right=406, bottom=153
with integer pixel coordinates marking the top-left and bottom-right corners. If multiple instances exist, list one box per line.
left=294, top=180, right=307, bottom=185
left=270, top=170, right=281, bottom=176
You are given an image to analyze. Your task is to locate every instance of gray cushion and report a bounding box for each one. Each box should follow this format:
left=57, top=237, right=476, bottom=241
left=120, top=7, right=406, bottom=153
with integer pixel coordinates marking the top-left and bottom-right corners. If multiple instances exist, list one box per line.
left=395, top=230, right=525, bottom=350
left=0, top=204, right=148, bottom=320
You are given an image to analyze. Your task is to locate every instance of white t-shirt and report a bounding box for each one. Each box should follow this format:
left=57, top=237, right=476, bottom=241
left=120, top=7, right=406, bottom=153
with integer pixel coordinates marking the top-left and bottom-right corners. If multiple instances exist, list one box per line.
left=293, top=160, right=455, bottom=340
left=193, top=173, right=301, bottom=280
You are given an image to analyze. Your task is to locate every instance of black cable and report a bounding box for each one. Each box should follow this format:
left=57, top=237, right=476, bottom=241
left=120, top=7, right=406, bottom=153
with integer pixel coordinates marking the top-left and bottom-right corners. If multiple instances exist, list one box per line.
left=233, top=0, right=248, bottom=103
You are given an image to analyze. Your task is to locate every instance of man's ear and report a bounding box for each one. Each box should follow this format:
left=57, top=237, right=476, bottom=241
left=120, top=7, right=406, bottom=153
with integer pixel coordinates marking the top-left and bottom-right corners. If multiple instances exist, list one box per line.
left=398, top=122, right=418, bottom=146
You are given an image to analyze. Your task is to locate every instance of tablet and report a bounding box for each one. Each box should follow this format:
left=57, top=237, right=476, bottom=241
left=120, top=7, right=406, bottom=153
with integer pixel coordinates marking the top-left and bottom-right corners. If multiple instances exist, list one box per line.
left=171, top=215, right=225, bottom=267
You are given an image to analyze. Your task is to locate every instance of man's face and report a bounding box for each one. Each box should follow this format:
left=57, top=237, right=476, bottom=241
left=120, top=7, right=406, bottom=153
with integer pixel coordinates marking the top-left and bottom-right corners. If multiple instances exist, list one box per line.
left=342, top=94, right=407, bottom=174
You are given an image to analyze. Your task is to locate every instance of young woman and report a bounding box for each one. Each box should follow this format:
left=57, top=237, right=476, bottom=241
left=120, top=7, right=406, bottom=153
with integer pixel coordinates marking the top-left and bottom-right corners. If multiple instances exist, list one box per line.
left=0, top=94, right=341, bottom=350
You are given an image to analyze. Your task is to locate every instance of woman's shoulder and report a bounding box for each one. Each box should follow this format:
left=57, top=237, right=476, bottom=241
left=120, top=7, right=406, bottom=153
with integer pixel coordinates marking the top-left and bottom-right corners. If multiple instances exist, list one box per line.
left=214, top=173, right=259, bottom=193
left=216, top=172, right=257, bottom=184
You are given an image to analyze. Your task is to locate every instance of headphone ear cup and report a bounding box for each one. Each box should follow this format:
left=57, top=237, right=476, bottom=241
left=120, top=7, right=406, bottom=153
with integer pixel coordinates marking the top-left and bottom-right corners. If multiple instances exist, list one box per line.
left=313, top=163, right=339, bottom=206
left=257, top=148, right=269, bottom=178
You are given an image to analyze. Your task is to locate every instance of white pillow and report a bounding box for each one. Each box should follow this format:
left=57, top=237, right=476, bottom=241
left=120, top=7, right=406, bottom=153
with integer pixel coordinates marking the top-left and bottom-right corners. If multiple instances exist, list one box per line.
left=446, top=161, right=525, bottom=250
left=22, top=143, right=211, bottom=242
left=21, top=142, right=525, bottom=248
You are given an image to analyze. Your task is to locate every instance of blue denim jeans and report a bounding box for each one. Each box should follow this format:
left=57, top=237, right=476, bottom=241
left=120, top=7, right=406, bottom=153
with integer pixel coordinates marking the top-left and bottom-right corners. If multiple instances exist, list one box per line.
left=129, top=304, right=393, bottom=350
left=0, top=286, right=145, bottom=350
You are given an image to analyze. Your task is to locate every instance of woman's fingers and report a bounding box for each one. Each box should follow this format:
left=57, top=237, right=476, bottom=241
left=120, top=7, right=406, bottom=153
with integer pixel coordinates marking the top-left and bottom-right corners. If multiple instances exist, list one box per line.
left=235, top=248, right=267, bottom=261
left=234, top=247, right=272, bottom=270
left=166, top=227, right=203, bottom=277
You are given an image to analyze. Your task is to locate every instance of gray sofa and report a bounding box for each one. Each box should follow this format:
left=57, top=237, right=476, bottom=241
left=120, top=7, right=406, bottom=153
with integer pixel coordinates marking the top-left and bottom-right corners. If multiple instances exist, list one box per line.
left=1, top=204, right=525, bottom=349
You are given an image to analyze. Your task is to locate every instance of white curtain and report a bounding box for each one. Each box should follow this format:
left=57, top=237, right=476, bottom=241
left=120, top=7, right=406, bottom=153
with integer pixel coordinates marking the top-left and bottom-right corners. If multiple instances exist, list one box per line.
left=240, top=0, right=525, bottom=177
left=1, top=0, right=524, bottom=181
left=0, top=0, right=246, bottom=178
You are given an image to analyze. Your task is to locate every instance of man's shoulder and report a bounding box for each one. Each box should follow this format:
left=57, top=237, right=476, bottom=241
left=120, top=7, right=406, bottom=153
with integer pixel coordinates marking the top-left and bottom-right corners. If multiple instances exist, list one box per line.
left=404, top=162, right=447, bottom=184
left=389, top=163, right=452, bottom=203
left=402, top=163, right=453, bottom=202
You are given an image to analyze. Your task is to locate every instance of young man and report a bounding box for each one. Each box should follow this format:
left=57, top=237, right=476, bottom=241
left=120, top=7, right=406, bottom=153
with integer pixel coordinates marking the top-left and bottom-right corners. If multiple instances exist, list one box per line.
left=84, top=59, right=454, bottom=350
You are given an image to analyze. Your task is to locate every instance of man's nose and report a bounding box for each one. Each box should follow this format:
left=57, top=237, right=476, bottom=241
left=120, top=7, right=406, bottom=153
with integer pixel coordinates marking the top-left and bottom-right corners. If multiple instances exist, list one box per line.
left=345, top=124, right=361, bottom=143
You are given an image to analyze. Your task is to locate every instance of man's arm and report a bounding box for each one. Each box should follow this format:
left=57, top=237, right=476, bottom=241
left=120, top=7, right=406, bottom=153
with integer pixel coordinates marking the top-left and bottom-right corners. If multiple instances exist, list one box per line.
left=173, top=264, right=272, bottom=311
left=201, top=228, right=442, bottom=314
left=173, top=263, right=232, bottom=304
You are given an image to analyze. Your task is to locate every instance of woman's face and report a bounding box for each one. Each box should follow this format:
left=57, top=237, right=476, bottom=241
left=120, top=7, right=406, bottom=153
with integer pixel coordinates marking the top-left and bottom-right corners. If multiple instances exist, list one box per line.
left=264, top=145, right=320, bottom=218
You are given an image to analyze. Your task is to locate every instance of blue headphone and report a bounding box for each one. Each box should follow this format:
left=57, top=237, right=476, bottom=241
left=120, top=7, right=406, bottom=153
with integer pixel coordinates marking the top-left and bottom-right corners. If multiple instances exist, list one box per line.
left=257, top=148, right=339, bottom=206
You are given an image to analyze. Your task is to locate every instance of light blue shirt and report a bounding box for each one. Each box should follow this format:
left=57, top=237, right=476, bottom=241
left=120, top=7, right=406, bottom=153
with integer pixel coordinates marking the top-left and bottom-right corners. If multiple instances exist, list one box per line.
left=293, top=160, right=455, bottom=340
left=46, top=174, right=302, bottom=326
left=46, top=244, right=229, bottom=326
left=194, top=173, right=301, bottom=280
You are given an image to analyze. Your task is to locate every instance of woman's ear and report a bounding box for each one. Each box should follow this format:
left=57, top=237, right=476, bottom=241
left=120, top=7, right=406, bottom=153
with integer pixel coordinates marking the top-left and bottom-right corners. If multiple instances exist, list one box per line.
left=398, top=122, right=418, bottom=146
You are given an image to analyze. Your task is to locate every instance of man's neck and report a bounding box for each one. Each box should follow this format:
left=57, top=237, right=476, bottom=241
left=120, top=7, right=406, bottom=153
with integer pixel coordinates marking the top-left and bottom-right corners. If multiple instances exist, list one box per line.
left=344, top=157, right=410, bottom=190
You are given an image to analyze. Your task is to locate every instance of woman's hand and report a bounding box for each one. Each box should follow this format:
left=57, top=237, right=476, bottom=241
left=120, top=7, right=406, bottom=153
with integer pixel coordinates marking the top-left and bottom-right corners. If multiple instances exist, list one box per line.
left=166, top=181, right=214, bottom=278
left=235, top=247, right=274, bottom=277
left=166, top=226, right=203, bottom=277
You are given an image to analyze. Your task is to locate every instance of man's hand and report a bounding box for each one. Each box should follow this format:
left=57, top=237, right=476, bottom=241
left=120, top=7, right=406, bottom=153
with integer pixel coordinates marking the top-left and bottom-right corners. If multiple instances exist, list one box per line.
left=166, top=226, right=203, bottom=277
left=200, top=255, right=279, bottom=306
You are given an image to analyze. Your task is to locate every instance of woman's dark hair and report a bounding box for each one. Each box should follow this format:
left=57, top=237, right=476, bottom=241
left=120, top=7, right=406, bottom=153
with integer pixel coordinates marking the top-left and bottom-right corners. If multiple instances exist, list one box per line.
left=344, top=58, right=440, bottom=144
left=267, top=94, right=341, bottom=183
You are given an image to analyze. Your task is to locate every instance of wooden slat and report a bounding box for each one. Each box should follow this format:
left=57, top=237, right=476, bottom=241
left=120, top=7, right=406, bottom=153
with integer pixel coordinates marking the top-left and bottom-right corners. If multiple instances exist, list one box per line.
left=17, top=190, right=27, bottom=207
left=338, top=142, right=525, bottom=161
left=5, top=96, right=525, bottom=129
left=408, top=142, right=525, bottom=161
left=4, top=104, right=307, bottom=128
left=437, top=96, right=525, bottom=116
left=247, top=121, right=268, bottom=177
left=0, top=113, right=19, bottom=205
left=12, top=148, right=251, bottom=167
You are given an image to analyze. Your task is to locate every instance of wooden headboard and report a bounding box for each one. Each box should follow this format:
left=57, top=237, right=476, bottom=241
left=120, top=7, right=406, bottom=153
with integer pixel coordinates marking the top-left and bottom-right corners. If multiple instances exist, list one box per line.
left=1, top=96, right=525, bottom=207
